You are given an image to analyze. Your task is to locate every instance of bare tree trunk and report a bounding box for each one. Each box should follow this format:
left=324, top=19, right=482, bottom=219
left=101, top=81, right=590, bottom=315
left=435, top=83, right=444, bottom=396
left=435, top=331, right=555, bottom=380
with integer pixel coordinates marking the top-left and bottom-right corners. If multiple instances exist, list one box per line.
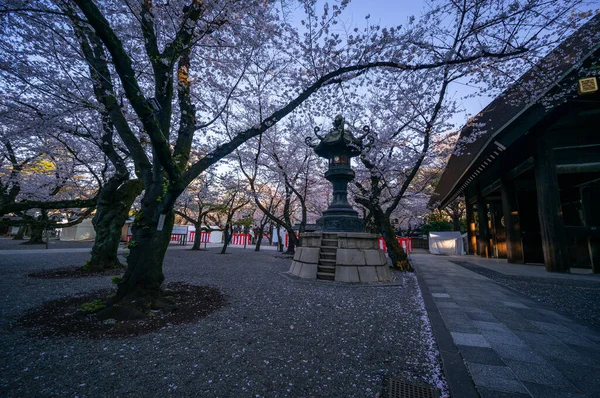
left=255, top=225, right=264, bottom=251
left=86, top=179, right=142, bottom=272
left=255, top=217, right=269, bottom=252
left=374, top=206, right=412, bottom=271
left=284, top=226, right=297, bottom=255
left=268, top=224, right=273, bottom=245
left=276, top=226, right=284, bottom=252
left=115, top=182, right=179, bottom=302
left=23, top=211, right=47, bottom=245
left=191, top=224, right=203, bottom=250
left=26, top=223, right=45, bottom=244
left=220, top=224, right=232, bottom=254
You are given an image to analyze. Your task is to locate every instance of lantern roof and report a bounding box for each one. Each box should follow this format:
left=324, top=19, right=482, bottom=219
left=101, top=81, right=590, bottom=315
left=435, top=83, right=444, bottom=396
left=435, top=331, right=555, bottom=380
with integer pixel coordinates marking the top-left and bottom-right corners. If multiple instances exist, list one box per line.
left=313, top=115, right=363, bottom=159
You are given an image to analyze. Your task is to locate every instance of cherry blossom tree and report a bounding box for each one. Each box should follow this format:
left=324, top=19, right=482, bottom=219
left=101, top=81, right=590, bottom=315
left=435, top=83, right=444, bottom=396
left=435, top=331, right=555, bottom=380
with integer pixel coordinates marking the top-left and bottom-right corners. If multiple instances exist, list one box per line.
left=205, top=174, right=251, bottom=254
left=237, top=128, right=321, bottom=254
left=175, top=172, right=223, bottom=250
left=0, top=114, right=99, bottom=244
left=0, top=0, right=589, bottom=314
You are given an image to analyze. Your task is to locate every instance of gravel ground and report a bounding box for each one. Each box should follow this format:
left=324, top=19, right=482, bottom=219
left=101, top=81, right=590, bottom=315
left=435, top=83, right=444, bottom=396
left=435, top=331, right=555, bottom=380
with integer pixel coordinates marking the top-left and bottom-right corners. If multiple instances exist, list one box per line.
left=451, top=260, right=600, bottom=329
left=0, top=248, right=447, bottom=397
left=0, top=237, right=95, bottom=251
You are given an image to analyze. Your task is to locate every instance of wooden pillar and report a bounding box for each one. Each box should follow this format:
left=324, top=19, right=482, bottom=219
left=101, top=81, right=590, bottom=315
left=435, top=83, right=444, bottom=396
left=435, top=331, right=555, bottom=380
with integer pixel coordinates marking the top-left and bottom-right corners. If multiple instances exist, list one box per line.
left=489, top=202, right=498, bottom=258
left=581, top=186, right=600, bottom=274
left=465, top=198, right=477, bottom=255
left=476, top=187, right=491, bottom=258
left=501, top=178, right=525, bottom=263
left=534, top=135, right=569, bottom=272
left=491, top=202, right=507, bottom=258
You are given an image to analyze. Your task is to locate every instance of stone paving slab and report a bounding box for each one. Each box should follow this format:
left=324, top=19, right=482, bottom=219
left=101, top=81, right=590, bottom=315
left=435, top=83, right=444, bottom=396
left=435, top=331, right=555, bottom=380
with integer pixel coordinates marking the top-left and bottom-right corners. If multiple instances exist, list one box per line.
left=412, top=253, right=600, bottom=398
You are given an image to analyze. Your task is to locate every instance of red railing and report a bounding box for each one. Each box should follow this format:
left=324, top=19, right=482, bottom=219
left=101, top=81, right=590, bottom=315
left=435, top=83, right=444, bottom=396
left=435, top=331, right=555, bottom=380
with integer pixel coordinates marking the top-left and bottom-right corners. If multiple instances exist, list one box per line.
left=284, top=233, right=300, bottom=247
left=126, top=234, right=189, bottom=244
left=378, top=237, right=412, bottom=253
left=189, top=231, right=211, bottom=243
left=231, top=233, right=251, bottom=245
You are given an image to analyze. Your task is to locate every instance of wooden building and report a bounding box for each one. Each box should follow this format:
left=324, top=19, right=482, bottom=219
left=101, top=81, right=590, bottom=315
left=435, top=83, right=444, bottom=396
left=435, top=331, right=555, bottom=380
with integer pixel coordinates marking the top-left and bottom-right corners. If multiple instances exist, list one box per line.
left=432, top=15, right=600, bottom=273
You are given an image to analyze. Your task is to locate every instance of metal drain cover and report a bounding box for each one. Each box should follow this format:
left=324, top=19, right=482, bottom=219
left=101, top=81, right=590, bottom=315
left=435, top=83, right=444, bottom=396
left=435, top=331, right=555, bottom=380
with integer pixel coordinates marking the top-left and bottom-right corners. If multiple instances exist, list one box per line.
left=387, top=377, right=440, bottom=398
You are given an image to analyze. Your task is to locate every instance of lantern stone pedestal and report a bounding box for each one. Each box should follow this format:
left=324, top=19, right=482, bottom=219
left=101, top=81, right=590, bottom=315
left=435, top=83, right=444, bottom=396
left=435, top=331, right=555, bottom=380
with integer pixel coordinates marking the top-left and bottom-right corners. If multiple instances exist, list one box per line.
left=289, top=232, right=391, bottom=282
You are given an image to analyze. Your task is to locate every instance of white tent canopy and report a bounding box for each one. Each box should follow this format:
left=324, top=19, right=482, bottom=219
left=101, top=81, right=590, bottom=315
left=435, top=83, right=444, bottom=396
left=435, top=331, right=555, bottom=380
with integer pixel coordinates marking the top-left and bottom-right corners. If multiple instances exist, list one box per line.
left=429, top=231, right=465, bottom=255
left=60, top=219, right=96, bottom=241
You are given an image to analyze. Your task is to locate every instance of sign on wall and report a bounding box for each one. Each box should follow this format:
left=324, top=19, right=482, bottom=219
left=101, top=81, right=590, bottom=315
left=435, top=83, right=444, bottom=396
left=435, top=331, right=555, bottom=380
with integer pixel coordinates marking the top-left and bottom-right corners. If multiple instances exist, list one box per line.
left=171, top=226, right=189, bottom=235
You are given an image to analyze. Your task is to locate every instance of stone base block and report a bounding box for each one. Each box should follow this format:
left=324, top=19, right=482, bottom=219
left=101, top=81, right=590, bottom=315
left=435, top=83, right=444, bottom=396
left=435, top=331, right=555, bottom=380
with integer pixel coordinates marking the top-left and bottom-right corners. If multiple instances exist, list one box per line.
left=290, top=231, right=391, bottom=283
left=357, top=266, right=378, bottom=282
left=289, top=261, right=318, bottom=279
left=337, top=233, right=380, bottom=249
left=336, top=248, right=386, bottom=266
left=335, top=265, right=392, bottom=283
left=295, top=247, right=320, bottom=264
left=335, top=265, right=360, bottom=282
left=375, top=265, right=392, bottom=281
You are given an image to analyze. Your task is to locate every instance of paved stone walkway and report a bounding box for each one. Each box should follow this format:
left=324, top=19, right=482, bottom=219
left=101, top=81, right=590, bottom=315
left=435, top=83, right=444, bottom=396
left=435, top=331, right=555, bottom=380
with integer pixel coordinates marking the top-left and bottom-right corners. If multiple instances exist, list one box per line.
left=412, top=253, right=600, bottom=398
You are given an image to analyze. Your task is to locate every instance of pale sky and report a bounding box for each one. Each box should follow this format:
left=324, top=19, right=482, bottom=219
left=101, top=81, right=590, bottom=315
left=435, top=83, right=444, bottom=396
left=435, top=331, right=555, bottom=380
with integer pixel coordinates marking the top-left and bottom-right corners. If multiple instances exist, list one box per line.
left=344, top=0, right=493, bottom=124
left=295, top=0, right=488, bottom=128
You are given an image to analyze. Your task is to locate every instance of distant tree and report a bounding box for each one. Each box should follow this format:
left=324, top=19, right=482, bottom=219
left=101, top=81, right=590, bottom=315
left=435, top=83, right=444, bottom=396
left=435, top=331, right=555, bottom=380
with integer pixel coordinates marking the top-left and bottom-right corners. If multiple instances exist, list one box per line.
left=175, top=173, right=223, bottom=250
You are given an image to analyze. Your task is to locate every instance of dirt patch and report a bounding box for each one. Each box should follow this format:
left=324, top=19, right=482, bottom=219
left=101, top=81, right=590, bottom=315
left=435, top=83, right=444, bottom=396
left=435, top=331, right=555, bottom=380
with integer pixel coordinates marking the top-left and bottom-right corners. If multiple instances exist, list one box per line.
left=28, top=266, right=123, bottom=279
left=15, top=283, right=227, bottom=338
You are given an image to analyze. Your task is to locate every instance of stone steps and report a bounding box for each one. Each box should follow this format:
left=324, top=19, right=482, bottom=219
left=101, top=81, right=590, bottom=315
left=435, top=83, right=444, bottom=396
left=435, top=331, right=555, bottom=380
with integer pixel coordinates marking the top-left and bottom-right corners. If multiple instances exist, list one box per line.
left=317, top=265, right=335, bottom=273
left=321, top=239, right=338, bottom=247
left=316, top=271, right=335, bottom=281
left=319, top=258, right=336, bottom=265
left=317, top=238, right=337, bottom=281
left=317, top=236, right=337, bottom=281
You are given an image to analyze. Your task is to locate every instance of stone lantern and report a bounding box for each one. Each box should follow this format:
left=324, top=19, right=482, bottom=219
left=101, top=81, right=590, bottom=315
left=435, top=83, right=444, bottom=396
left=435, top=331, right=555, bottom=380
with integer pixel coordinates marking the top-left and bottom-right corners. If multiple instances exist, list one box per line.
left=289, top=115, right=391, bottom=283
left=310, top=114, right=364, bottom=232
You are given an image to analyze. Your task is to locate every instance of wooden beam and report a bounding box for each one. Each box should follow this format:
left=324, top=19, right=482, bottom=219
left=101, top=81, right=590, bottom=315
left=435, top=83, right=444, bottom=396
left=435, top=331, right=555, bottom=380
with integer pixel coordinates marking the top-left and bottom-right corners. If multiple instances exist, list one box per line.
left=481, top=179, right=502, bottom=197
left=507, top=157, right=534, bottom=180
left=534, top=134, right=570, bottom=272
left=556, top=163, right=600, bottom=174
left=501, top=178, right=525, bottom=263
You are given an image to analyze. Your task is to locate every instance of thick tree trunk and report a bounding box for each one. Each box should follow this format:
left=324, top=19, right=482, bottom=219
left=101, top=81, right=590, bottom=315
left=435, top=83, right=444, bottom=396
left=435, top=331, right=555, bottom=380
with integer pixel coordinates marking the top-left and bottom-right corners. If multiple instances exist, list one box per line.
left=276, top=227, right=283, bottom=252
left=26, top=223, right=45, bottom=244
left=254, top=226, right=264, bottom=251
left=374, top=207, right=412, bottom=271
left=24, top=211, right=47, bottom=245
left=116, top=189, right=175, bottom=301
left=191, top=224, right=202, bottom=250
left=220, top=224, right=232, bottom=254
left=268, top=224, right=273, bottom=245
left=285, top=226, right=297, bottom=255
left=86, top=179, right=142, bottom=272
